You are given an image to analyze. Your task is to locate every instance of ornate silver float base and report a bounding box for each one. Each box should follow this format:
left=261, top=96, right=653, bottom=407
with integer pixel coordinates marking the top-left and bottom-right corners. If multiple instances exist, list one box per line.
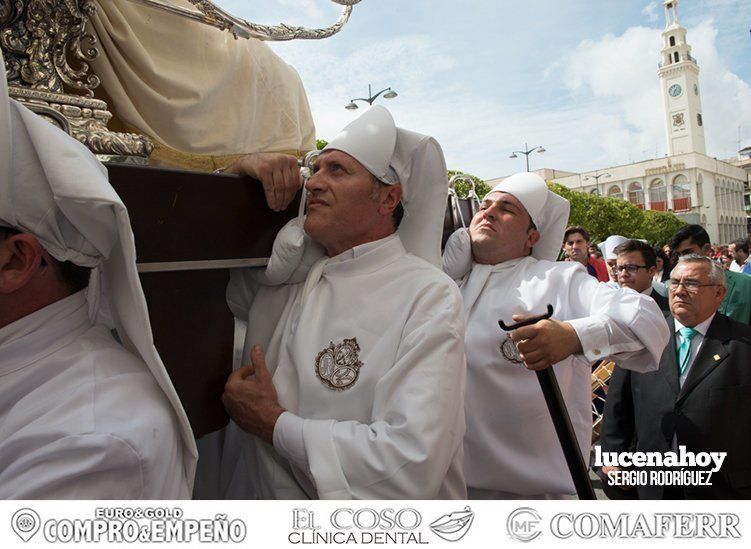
left=8, top=85, right=153, bottom=161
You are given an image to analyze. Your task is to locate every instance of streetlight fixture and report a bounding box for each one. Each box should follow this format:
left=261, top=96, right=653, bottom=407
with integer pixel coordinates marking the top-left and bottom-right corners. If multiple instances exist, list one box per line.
left=345, top=84, right=398, bottom=110
left=583, top=171, right=612, bottom=196
left=509, top=143, right=546, bottom=172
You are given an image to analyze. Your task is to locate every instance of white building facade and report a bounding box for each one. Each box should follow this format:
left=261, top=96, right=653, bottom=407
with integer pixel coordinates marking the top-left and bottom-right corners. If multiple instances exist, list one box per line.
left=553, top=154, right=747, bottom=244
left=552, top=0, right=748, bottom=244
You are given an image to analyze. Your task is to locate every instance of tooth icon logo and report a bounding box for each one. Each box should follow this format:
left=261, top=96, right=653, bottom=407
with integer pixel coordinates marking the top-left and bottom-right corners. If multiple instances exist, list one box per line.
left=429, top=506, right=474, bottom=542
left=12, top=508, right=41, bottom=542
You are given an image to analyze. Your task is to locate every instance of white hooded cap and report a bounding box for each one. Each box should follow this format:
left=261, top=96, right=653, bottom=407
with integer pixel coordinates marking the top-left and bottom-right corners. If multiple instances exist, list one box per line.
left=598, top=235, right=628, bottom=260
left=323, top=106, right=448, bottom=266
left=324, top=105, right=398, bottom=184
left=0, top=51, right=197, bottom=489
left=486, top=172, right=570, bottom=261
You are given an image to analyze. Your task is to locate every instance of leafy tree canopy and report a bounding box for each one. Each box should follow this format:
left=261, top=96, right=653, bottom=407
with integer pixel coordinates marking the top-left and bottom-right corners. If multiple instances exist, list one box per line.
left=447, top=170, right=491, bottom=199
left=547, top=182, right=685, bottom=246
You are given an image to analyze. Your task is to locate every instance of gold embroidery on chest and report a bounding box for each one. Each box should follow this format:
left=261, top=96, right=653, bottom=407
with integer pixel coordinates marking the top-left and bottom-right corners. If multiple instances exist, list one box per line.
left=314, top=337, right=364, bottom=391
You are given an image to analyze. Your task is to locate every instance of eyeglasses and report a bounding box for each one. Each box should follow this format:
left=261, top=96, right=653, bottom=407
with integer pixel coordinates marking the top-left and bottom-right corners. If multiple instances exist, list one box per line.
left=668, top=279, right=721, bottom=293
left=615, top=264, right=649, bottom=274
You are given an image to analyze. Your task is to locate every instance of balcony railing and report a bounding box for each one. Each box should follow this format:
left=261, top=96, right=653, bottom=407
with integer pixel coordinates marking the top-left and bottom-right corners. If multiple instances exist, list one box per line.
left=650, top=201, right=667, bottom=211
left=673, top=197, right=692, bottom=212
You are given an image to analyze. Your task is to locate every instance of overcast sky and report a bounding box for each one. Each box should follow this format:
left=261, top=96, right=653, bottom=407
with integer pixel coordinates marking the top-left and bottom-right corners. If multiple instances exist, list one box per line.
left=215, top=0, right=751, bottom=179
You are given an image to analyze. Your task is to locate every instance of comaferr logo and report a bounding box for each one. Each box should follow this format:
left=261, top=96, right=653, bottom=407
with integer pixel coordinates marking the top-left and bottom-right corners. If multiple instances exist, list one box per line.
left=550, top=513, right=741, bottom=539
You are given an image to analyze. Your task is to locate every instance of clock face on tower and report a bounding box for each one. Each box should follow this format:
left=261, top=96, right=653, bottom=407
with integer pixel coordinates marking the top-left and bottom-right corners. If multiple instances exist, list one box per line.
left=669, top=84, right=683, bottom=97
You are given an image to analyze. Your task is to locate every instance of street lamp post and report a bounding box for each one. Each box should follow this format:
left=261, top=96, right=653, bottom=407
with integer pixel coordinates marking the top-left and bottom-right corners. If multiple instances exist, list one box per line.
left=583, top=171, right=612, bottom=196
left=345, top=84, right=398, bottom=110
left=509, top=143, right=546, bottom=172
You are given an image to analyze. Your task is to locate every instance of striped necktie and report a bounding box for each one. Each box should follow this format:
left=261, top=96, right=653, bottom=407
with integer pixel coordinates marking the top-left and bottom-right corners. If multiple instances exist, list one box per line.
left=677, top=326, right=697, bottom=375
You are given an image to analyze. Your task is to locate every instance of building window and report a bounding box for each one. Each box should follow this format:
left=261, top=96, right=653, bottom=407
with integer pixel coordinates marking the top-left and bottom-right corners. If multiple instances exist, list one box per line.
left=649, top=179, right=667, bottom=211
left=697, top=113, right=703, bottom=126
left=628, top=182, right=645, bottom=209
left=674, top=52, right=679, bottom=63
left=672, top=176, right=691, bottom=212
left=669, top=36, right=676, bottom=47
left=607, top=185, right=623, bottom=200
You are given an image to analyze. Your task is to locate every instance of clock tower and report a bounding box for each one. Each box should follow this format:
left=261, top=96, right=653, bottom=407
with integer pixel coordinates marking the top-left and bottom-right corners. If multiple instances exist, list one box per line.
left=657, top=0, right=706, bottom=155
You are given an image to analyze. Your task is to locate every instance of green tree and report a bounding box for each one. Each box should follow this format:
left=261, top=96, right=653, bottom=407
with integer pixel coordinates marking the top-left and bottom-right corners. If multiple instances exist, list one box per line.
left=447, top=170, right=490, bottom=198
left=547, top=182, right=685, bottom=246
left=315, top=139, right=328, bottom=150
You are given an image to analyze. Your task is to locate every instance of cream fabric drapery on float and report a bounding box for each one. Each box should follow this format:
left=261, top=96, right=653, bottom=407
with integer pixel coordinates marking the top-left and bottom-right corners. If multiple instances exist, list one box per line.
left=87, top=0, right=316, bottom=170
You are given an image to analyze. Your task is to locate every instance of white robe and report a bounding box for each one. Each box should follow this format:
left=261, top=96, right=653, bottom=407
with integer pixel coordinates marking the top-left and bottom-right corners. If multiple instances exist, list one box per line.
left=458, top=256, right=669, bottom=498
left=0, top=292, right=190, bottom=499
left=226, top=235, right=467, bottom=499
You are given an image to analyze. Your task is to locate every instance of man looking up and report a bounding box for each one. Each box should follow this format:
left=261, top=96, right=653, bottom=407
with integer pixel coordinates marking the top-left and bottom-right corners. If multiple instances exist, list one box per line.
left=441, top=172, right=669, bottom=498
left=220, top=106, right=467, bottom=499
left=563, top=226, right=609, bottom=282
left=0, top=51, right=196, bottom=499
left=669, top=225, right=751, bottom=324
left=614, top=239, right=670, bottom=313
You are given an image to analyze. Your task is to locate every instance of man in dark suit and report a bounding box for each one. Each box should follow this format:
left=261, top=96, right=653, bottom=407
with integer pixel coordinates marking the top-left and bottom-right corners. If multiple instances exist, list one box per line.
left=613, top=239, right=670, bottom=313
left=601, top=254, right=751, bottom=499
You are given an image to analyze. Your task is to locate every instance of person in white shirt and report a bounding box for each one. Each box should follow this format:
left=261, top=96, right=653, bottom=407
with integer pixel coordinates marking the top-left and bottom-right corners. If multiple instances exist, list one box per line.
left=219, top=106, right=467, bottom=499
left=0, top=51, right=196, bottom=499
left=727, top=242, right=742, bottom=272
left=730, top=238, right=751, bottom=275
left=441, top=172, right=669, bottom=499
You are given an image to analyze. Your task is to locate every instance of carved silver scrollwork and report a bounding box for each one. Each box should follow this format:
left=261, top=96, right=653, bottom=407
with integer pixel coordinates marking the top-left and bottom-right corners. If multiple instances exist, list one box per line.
left=1, top=0, right=100, bottom=97
left=2, top=0, right=153, bottom=158
left=126, top=0, right=362, bottom=41
left=7, top=85, right=154, bottom=157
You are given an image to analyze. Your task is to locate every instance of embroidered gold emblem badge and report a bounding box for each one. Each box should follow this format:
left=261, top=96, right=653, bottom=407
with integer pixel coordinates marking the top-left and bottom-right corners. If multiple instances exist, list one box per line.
left=315, top=338, right=364, bottom=391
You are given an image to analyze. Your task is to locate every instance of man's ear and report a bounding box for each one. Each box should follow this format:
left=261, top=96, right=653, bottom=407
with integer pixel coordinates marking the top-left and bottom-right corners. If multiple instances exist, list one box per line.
left=716, top=284, right=728, bottom=302
left=527, top=228, right=541, bottom=249
left=0, top=234, right=45, bottom=294
left=378, top=183, right=403, bottom=216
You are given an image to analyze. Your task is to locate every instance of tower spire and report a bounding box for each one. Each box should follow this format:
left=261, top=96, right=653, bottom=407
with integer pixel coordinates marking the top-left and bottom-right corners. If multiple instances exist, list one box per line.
left=664, top=0, right=680, bottom=29
left=657, top=0, right=706, bottom=155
